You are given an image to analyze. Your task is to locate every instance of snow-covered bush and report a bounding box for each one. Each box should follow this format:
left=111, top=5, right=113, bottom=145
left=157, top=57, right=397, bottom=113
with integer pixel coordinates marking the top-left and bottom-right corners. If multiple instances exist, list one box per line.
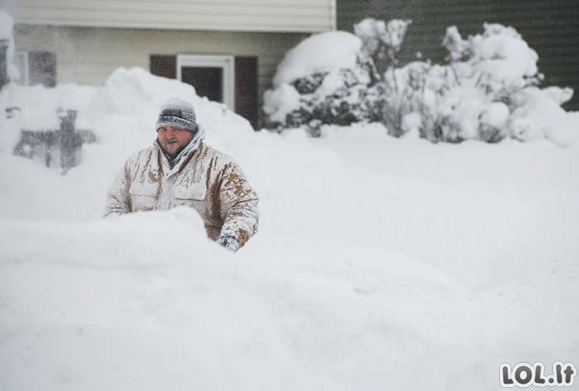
left=264, top=19, right=577, bottom=146
left=354, top=18, right=412, bottom=70
left=385, top=23, right=547, bottom=143
left=379, top=23, right=577, bottom=145
left=263, top=31, right=383, bottom=136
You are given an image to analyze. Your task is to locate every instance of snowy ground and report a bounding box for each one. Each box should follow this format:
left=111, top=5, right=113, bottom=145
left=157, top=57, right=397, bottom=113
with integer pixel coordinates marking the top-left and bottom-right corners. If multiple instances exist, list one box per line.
left=1, top=69, right=578, bottom=390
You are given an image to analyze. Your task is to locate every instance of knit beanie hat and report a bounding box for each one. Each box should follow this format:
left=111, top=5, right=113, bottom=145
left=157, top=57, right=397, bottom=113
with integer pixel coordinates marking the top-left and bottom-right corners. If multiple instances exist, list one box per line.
left=156, top=97, right=198, bottom=133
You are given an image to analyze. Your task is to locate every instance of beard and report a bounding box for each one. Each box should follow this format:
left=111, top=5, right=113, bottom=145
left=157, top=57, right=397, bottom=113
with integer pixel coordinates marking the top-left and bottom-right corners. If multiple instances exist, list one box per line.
left=158, top=138, right=187, bottom=159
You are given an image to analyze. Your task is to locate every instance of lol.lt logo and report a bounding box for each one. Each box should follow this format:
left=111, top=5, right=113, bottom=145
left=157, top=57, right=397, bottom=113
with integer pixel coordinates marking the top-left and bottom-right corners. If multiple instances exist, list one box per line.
left=500, top=362, right=576, bottom=387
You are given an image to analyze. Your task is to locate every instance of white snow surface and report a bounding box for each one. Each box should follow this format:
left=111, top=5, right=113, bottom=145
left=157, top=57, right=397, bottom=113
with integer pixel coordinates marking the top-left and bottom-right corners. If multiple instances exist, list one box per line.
left=1, top=68, right=578, bottom=391
left=272, top=31, right=362, bottom=87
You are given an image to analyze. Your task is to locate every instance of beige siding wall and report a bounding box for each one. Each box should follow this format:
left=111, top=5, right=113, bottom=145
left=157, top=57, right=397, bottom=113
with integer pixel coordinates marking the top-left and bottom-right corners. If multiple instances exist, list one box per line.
left=6, top=0, right=336, bottom=33
left=14, top=24, right=308, bottom=108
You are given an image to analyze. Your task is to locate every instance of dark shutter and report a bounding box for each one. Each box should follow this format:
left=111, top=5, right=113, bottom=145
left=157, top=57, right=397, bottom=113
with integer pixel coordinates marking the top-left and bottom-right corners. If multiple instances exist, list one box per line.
left=28, top=51, right=56, bottom=87
left=0, top=39, right=9, bottom=89
left=234, top=56, right=259, bottom=130
left=150, top=55, right=177, bottom=79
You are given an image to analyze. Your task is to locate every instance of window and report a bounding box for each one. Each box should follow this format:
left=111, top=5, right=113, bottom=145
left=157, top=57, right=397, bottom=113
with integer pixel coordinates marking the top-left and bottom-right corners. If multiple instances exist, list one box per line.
left=177, top=55, right=235, bottom=110
left=13, top=51, right=56, bottom=87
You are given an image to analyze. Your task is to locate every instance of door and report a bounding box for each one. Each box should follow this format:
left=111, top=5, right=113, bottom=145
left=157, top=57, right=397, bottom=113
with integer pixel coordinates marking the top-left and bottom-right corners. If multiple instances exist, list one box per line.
left=150, top=54, right=259, bottom=129
left=177, top=55, right=234, bottom=110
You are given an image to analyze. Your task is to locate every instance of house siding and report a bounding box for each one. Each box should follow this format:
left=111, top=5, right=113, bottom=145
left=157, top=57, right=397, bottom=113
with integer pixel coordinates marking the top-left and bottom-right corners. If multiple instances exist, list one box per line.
left=5, top=0, right=335, bottom=33
left=13, top=24, right=309, bottom=116
left=337, top=0, right=579, bottom=110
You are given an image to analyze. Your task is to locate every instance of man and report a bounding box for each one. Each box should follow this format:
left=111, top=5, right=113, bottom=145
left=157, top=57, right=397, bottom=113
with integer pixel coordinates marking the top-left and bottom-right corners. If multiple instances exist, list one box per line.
left=104, top=97, right=259, bottom=252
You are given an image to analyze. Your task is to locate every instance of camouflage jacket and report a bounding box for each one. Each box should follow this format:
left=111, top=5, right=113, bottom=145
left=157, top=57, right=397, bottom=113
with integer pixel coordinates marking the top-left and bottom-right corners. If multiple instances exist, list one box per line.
left=104, top=142, right=259, bottom=248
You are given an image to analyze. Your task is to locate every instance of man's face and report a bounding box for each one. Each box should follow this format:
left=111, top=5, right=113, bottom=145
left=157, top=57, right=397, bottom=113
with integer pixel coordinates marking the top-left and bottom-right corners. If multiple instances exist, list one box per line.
left=157, top=126, right=194, bottom=158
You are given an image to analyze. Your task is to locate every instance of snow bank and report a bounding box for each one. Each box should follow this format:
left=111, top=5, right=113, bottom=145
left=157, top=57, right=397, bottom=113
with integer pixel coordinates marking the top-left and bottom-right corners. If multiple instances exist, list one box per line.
left=1, top=67, right=578, bottom=390
left=3, top=203, right=577, bottom=391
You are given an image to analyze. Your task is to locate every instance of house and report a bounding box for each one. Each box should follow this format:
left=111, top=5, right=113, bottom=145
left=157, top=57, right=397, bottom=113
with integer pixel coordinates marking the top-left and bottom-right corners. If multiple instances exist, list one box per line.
left=337, top=0, right=579, bottom=111
left=4, top=0, right=337, bottom=128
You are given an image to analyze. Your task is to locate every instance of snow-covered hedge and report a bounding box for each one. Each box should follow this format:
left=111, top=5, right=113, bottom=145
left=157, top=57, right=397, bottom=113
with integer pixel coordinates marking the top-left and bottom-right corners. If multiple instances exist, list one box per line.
left=264, top=20, right=577, bottom=146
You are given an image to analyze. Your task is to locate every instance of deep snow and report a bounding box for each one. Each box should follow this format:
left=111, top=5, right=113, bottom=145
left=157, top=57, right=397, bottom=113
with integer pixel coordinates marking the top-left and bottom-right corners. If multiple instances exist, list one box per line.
left=0, top=66, right=578, bottom=391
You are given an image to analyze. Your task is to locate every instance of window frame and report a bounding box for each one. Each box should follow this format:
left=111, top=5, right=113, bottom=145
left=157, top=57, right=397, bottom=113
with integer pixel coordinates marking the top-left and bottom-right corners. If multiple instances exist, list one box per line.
left=14, top=51, right=30, bottom=86
left=176, top=54, right=235, bottom=110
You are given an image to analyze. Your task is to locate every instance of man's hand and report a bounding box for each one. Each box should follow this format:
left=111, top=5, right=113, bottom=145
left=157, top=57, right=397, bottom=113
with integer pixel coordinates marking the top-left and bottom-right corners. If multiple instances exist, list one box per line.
left=216, top=235, right=239, bottom=252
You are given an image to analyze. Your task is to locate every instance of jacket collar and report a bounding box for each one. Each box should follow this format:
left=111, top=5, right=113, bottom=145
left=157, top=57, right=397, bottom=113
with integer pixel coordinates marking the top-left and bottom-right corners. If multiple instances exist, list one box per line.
left=156, top=125, right=206, bottom=170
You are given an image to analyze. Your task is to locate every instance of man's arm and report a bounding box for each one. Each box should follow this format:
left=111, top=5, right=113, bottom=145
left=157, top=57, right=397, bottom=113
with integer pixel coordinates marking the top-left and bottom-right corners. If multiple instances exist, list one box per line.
left=218, top=162, right=259, bottom=250
left=103, top=163, right=132, bottom=217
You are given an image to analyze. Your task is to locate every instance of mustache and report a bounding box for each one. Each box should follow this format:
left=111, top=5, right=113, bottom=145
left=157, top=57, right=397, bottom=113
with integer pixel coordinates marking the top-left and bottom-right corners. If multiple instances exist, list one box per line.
left=158, top=137, right=178, bottom=143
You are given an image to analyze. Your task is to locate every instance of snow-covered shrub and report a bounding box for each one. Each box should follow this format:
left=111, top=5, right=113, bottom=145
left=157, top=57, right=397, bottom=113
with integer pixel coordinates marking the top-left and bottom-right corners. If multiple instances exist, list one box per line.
left=507, top=86, right=577, bottom=147
left=264, top=20, right=577, bottom=146
left=383, top=23, right=576, bottom=145
left=263, top=31, right=383, bottom=136
left=354, top=18, right=412, bottom=70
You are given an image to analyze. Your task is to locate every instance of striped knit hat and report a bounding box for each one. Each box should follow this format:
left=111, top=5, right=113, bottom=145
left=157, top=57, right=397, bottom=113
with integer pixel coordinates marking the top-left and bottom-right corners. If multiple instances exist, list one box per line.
left=156, top=97, right=198, bottom=133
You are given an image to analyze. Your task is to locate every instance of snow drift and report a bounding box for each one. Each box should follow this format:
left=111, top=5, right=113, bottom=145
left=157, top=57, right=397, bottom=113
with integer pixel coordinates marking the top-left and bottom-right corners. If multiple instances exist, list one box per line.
left=1, top=63, right=578, bottom=390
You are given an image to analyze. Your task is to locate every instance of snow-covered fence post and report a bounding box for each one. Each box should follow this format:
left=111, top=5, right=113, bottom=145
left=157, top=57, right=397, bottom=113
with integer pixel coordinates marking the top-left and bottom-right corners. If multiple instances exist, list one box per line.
left=59, top=109, right=79, bottom=173
left=0, top=38, right=9, bottom=90
left=13, top=109, right=96, bottom=173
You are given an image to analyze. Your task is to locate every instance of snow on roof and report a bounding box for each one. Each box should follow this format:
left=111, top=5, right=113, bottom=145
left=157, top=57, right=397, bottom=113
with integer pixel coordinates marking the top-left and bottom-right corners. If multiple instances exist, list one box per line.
left=272, top=31, right=362, bottom=87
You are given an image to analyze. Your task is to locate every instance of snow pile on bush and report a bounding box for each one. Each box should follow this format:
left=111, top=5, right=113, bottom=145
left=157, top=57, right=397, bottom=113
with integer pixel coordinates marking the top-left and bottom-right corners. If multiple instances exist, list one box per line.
left=264, top=20, right=578, bottom=147
left=387, top=23, right=576, bottom=145
left=354, top=18, right=412, bottom=69
left=263, top=31, right=384, bottom=136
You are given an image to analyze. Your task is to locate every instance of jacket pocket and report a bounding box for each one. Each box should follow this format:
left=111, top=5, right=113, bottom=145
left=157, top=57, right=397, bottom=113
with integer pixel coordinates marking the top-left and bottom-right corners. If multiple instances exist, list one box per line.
left=174, top=184, right=207, bottom=201
left=129, top=182, right=158, bottom=211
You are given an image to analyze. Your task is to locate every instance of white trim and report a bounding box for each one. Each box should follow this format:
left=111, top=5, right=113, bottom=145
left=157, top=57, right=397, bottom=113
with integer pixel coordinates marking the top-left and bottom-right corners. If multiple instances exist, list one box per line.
left=177, top=54, right=235, bottom=110
left=330, top=0, right=337, bottom=31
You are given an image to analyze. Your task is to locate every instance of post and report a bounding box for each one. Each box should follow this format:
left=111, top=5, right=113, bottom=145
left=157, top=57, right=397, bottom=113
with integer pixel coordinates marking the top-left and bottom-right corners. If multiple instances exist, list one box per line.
left=60, top=110, right=78, bottom=172
left=0, top=39, right=9, bottom=90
